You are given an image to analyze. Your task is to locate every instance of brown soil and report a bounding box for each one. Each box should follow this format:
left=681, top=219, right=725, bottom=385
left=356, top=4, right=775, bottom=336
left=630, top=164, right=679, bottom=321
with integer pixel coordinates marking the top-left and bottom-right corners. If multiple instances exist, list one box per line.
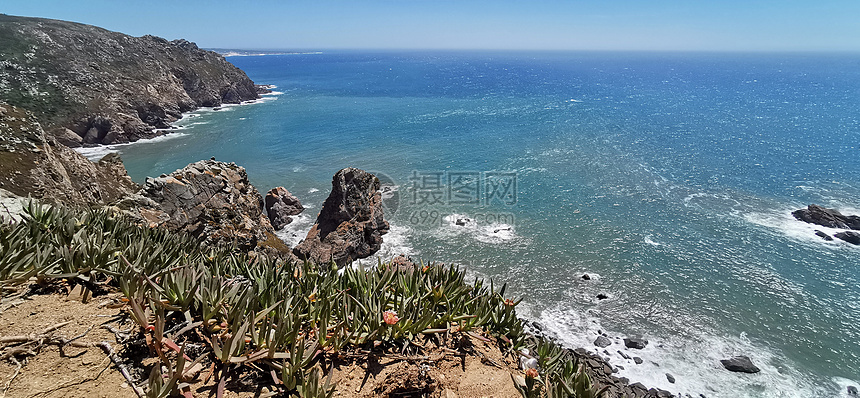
left=0, top=291, right=523, bottom=398
left=0, top=290, right=136, bottom=398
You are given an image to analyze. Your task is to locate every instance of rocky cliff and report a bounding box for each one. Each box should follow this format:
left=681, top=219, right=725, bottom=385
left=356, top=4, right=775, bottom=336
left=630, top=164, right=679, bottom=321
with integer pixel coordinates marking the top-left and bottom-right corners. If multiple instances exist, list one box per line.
left=0, top=14, right=263, bottom=146
left=0, top=102, right=138, bottom=206
left=117, top=159, right=278, bottom=252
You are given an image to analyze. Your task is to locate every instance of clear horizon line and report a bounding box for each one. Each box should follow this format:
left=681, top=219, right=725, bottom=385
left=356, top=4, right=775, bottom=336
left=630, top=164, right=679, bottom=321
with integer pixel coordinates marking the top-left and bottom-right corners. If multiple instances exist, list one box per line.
left=209, top=47, right=860, bottom=55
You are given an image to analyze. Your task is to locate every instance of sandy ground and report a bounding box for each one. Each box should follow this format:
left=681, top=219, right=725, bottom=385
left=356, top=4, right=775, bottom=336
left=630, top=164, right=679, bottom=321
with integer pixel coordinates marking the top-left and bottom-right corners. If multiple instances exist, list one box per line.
left=0, top=290, right=523, bottom=398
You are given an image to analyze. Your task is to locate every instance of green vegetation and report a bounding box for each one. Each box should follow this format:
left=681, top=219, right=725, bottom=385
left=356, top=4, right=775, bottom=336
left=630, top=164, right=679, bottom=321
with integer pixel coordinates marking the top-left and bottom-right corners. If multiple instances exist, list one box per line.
left=0, top=203, right=605, bottom=398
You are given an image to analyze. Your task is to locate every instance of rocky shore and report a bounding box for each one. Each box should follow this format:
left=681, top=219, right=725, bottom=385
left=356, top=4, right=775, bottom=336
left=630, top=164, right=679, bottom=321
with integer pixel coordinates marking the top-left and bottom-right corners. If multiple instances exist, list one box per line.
left=0, top=14, right=265, bottom=147
left=0, top=14, right=752, bottom=398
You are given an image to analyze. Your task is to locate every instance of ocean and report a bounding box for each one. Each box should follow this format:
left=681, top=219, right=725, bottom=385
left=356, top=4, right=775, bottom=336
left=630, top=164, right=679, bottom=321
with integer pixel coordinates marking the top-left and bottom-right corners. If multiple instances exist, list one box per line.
left=78, top=51, right=860, bottom=397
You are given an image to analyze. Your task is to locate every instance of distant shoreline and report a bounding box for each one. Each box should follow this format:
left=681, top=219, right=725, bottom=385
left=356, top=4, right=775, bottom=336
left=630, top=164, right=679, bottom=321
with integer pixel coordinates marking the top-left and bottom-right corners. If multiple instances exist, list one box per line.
left=209, top=49, right=323, bottom=57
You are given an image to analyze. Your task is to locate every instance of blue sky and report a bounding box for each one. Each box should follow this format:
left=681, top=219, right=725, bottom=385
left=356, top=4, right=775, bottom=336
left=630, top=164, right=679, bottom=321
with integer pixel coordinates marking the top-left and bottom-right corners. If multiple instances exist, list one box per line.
left=3, top=1, right=859, bottom=52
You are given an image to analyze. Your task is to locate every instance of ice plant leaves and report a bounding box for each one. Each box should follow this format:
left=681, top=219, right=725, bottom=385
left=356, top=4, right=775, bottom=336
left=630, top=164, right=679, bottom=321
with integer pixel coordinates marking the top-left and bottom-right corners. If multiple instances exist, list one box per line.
left=0, top=202, right=603, bottom=397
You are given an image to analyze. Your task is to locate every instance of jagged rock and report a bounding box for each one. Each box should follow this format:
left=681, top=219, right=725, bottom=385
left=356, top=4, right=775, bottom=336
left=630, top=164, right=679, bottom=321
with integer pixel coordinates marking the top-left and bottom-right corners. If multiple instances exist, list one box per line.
left=835, top=231, right=860, bottom=245
left=720, top=356, right=760, bottom=373
left=0, top=103, right=138, bottom=206
left=293, top=168, right=390, bottom=266
left=0, top=15, right=261, bottom=146
left=264, top=187, right=303, bottom=230
left=792, top=204, right=860, bottom=230
left=127, top=159, right=274, bottom=251
left=814, top=230, right=834, bottom=241
left=582, top=273, right=591, bottom=280
left=624, top=338, right=648, bottom=349
left=594, top=336, right=612, bottom=348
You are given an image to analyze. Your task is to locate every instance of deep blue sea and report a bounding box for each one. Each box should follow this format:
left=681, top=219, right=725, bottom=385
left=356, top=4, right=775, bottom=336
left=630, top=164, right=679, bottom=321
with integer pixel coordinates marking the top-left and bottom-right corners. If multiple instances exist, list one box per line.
left=80, top=51, right=860, bottom=397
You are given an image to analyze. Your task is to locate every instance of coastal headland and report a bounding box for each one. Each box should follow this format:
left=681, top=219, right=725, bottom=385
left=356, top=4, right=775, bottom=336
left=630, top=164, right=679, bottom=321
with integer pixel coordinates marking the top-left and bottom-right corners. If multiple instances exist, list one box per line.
left=4, top=14, right=856, bottom=398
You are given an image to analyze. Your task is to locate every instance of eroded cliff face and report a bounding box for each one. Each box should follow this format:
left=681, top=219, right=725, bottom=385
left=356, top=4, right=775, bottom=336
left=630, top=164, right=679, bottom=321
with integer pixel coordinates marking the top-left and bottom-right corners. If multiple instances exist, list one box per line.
left=0, top=14, right=262, bottom=146
left=0, top=103, right=138, bottom=205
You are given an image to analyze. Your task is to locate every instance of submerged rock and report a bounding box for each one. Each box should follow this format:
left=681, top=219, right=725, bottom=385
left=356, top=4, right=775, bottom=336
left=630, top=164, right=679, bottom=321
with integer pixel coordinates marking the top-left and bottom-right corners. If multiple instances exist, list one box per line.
left=848, top=386, right=858, bottom=395
left=792, top=204, right=860, bottom=230
left=264, top=187, right=303, bottom=230
left=624, top=338, right=648, bottom=349
left=835, top=231, right=860, bottom=245
left=720, top=356, right=760, bottom=373
left=293, top=168, right=389, bottom=266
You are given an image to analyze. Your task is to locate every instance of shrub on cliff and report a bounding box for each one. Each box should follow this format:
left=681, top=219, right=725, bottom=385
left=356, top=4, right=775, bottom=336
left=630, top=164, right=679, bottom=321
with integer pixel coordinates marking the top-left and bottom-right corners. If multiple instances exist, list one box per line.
left=0, top=203, right=604, bottom=398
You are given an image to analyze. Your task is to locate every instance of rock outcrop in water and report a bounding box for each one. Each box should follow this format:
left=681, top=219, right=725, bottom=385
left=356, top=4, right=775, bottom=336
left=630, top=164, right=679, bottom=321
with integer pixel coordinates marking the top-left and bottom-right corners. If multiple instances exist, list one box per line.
left=793, top=204, right=860, bottom=245
left=293, top=168, right=390, bottom=266
left=264, top=187, right=304, bottom=230
left=118, top=159, right=275, bottom=251
left=792, top=204, right=860, bottom=230
left=720, top=355, right=760, bottom=373
left=0, top=103, right=138, bottom=206
left=0, top=14, right=264, bottom=146
left=834, top=231, right=860, bottom=245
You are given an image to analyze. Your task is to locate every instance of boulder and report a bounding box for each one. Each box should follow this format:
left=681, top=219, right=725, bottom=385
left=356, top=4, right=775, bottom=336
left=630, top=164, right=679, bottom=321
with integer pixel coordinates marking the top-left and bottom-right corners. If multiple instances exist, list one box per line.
left=633, top=357, right=643, bottom=364
left=128, top=159, right=274, bottom=251
left=293, top=168, right=390, bottom=266
left=720, top=356, right=760, bottom=373
left=792, top=204, right=860, bottom=230
left=835, top=231, right=860, bottom=245
left=624, top=338, right=648, bottom=349
left=848, top=386, right=858, bottom=395
left=594, top=336, right=612, bottom=348
left=666, top=373, right=675, bottom=384
left=264, top=187, right=304, bottom=230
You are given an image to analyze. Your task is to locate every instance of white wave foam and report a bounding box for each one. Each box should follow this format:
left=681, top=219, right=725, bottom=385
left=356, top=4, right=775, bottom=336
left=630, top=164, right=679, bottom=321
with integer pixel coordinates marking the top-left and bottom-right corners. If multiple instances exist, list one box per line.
left=534, top=304, right=834, bottom=397
left=274, top=213, right=315, bottom=249
left=744, top=208, right=851, bottom=248
left=643, top=236, right=661, bottom=246
left=74, top=132, right=189, bottom=161
left=440, top=213, right=521, bottom=244
left=371, top=223, right=416, bottom=261
left=833, top=377, right=860, bottom=397
left=308, top=188, right=319, bottom=194
left=262, top=91, right=284, bottom=96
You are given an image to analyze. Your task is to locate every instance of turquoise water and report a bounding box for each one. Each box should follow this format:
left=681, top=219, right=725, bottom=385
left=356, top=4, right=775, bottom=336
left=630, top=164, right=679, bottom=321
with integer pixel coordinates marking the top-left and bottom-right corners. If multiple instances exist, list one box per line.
left=83, top=51, right=860, bottom=397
